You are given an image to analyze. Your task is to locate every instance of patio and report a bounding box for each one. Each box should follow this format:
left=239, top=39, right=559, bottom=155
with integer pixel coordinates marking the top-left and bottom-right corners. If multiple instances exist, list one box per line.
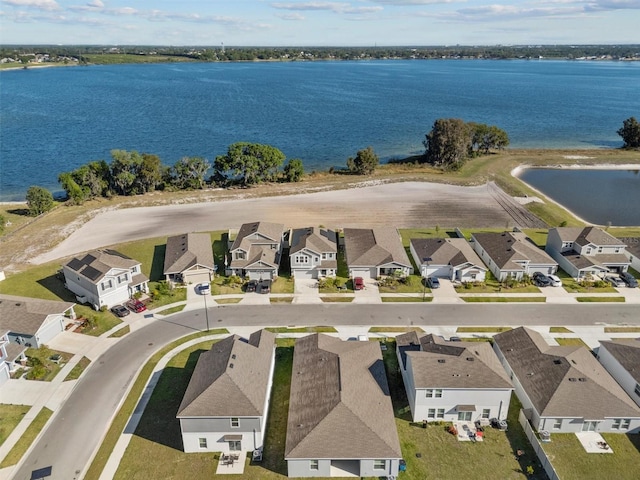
left=575, top=432, right=614, bottom=454
left=215, top=453, right=247, bottom=475
left=454, top=421, right=485, bottom=442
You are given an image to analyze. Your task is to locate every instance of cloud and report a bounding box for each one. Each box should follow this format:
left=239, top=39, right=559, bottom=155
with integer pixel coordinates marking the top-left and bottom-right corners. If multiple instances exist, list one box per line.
left=271, top=1, right=382, bottom=15
left=2, top=0, right=59, bottom=11
left=277, top=12, right=306, bottom=20
left=369, top=0, right=463, bottom=4
left=86, top=0, right=103, bottom=7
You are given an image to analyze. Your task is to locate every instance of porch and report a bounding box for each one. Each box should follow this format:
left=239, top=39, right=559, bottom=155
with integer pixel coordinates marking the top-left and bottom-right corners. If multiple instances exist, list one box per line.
left=215, top=452, right=247, bottom=474
left=575, top=432, right=614, bottom=454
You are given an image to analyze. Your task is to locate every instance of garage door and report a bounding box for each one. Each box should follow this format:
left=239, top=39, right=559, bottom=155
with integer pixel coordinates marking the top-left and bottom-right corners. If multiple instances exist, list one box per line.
left=293, top=269, right=316, bottom=280
left=184, top=271, right=212, bottom=285
left=350, top=268, right=376, bottom=279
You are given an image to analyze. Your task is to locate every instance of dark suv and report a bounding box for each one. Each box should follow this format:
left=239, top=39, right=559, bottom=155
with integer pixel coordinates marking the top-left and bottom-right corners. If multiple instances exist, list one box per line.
left=259, top=280, right=271, bottom=294
left=620, top=272, right=638, bottom=288
left=245, top=280, right=259, bottom=292
left=532, top=272, right=551, bottom=287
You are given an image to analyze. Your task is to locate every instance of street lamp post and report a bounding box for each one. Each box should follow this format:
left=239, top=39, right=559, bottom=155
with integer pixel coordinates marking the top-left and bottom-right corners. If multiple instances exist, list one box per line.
left=203, top=289, right=210, bottom=332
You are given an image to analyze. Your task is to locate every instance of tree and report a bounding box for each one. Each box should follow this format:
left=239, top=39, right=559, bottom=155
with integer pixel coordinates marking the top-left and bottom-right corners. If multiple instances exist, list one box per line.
left=617, top=116, right=640, bottom=148
left=0, top=214, right=5, bottom=235
left=469, top=123, right=509, bottom=155
left=58, top=172, right=87, bottom=204
left=423, top=118, right=472, bottom=170
left=26, top=186, right=54, bottom=216
left=71, top=160, right=111, bottom=199
left=138, top=153, right=163, bottom=193
left=172, top=156, right=211, bottom=190
left=110, top=150, right=144, bottom=195
left=346, top=146, right=379, bottom=175
left=214, top=142, right=285, bottom=186
left=283, top=158, right=304, bottom=182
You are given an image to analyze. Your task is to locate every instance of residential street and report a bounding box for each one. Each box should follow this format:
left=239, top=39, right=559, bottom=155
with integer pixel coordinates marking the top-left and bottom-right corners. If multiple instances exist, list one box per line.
left=10, top=303, right=640, bottom=480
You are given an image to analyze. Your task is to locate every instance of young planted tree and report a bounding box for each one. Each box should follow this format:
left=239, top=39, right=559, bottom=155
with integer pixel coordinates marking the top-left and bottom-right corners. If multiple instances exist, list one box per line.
left=26, top=186, right=54, bottom=216
left=617, top=116, right=640, bottom=148
left=346, top=146, right=379, bottom=175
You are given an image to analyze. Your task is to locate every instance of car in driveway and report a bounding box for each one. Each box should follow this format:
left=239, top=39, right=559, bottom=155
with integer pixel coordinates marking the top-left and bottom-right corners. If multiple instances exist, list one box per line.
left=353, top=277, right=364, bottom=291
left=126, top=299, right=147, bottom=313
left=532, top=272, right=551, bottom=287
left=426, top=277, right=440, bottom=289
left=605, top=275, right=626, bottom=288
left=245, top=280, right=259, bottom=292
left=259, top=280, right=271, bottom=294
left=546, top=274, right=562, bottom=287
left=620, top=272, right=638, bottom=288
left=197, top=282, right=211, bottom=295
left=110, top=304, right=130, bottom=317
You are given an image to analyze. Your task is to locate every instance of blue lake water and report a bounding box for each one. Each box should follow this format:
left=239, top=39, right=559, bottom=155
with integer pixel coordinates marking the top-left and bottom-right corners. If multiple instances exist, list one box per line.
left=1, top=60, right=639, bottom=201
left=518, top=168, right=640, bottom=226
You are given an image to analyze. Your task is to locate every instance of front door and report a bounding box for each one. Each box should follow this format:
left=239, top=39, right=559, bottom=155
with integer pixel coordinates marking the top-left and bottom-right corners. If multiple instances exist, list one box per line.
left=582, top=421, right=598, bottom=432
left=229, top=440, right=242, bottom=451
left=458, top=411, right=472, bottom=421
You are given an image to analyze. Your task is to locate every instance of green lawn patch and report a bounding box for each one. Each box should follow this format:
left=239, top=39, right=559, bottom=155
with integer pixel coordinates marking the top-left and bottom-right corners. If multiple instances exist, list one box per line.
left=604, top=326, right=640, bottom=333
left=369, top=327, right=424, bottom=333
left=64, top=356, right=91, bottom=381
left=381, top=296, right=432, bottom=302
left=23, top=346, right=72, bottom=381
left=318, top=276, right=352, bottom=293
left=211, top=276, right=244, bottom=295
left=215, top=298, right=242, bottom=304
left=271, top=276, right=294, bottom=294
left=320, top=297, right=354, bottom=302
left=576, top=296, right=625, bottom=303
left=398, top=228, right=449, bottom=246
left=463, top=297, right=546, bottom=303
left=455, top=273, right=541, bottom=294
left=521, top=229, right=549, bottom=248
left=555, top=338, right=590, bottom=349
left=549, top=327, right=573, bottom=333
left=556, top=270, right=617, bottom=293
left=156, top=304, right=186, bottom=315
left=378, top=275, right=427, bottom=294
left=109, top=325, right=130, bottom=338
left=0, top=262, right=72, bottom=301
left=0, top=404, right=30, bottom=446
left=0, top=407, right=53, bottom=468
left=542, top=432, right=640, bottom=480
left=456, top=326, right=512, bottom=333
left=270, top=297, right=294, bottom=304
left=75, top=306, right=123, bottom=336
left=266, top=326, right=337, bottom=334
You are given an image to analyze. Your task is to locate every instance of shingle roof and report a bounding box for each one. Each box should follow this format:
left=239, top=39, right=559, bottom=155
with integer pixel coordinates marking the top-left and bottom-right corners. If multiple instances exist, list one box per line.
left=230, top=222, right=284, bottom=252
left=163, top=233, right=215, bottom=275
left=618, top=237, right=640, bottom=258
left=177, top=329, right=276, bottom=418
left=0, top=294, right=75, bottom=337
left=64, top=249, right=141, bottom=284
left=285, top=334, right=401, bottom=460
left=561, top=252, right=630, bottom=270
left=411, top=238, right=486, bottom=269
left=494, top=327, right=640, bottom=419
left=343, top=228, right=411, bottom=268
left=290, top=227, right=337, bottom=255
left=555, top=227, right=626, bottom=247
left=599, top=339, right=640, bottom=384
left=472, top=231, right=556, bottom=270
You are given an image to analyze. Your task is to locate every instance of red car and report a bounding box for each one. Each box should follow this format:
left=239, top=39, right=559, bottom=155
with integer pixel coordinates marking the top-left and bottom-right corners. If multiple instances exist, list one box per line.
left=126, top=299, right=147, bottom=313
left=353, top=277, right=364, bottom=291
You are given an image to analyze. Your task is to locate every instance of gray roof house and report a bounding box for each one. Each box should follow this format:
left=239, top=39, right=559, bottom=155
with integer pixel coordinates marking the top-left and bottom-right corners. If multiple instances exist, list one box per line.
left=545, top=227, right=630, bottom=279
left=471, top=231, right=557, bottom=281
left=289, top=227, right=338, bottom=280
left=285, top=334, right=402, bottom=478
left=616, top=237, right=640, bottom=273
left=410, top=237, right=487, bottom=282
left=396, top=332, right=512, bottom=423
left=343, top=228, right=413, bottom=279
left=163, top=233, right=215, bottom=285
left=177, top=329, right=276, bottom=454
left=62, top=249, right=148, bottom=310
left=227, top=222, right=285, bottom=280
left=493, top=327, right=640, bottom=434
left=598, top=339, right=640, bottom=408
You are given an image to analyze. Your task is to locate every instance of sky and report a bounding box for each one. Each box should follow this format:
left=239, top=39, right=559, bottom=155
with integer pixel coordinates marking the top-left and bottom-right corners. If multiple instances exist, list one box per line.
left=1, top=0, right=640, bottom=46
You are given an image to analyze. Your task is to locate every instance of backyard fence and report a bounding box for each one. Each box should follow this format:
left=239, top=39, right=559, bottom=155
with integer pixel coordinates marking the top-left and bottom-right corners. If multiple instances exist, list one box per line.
left=518, top=410, right=561, bottom=480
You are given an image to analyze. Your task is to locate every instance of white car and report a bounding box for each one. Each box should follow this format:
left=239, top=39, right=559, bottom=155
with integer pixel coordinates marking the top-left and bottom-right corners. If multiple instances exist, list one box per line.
left=198, top=282, right=211, bottom=295
left=546, top=274, right=562, bottom=287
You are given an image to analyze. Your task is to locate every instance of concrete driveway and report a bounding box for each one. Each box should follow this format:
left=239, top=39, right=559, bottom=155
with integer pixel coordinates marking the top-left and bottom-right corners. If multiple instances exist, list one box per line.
left=431, top=279, right=464, bottom=304
left=352, top=278, right=380, bottom=304
left=293, top=278, right=322, bottom=304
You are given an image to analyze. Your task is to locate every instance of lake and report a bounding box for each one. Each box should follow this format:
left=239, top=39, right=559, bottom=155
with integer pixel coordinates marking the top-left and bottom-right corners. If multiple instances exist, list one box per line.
left=517, top=168, right=640, bottom=226
left=1, top=59, right=639, bottom=201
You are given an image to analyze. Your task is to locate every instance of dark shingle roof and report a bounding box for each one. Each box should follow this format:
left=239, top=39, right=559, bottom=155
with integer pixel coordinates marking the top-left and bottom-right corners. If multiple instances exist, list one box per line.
left=285, top=334, right=401, bottom=460
left=343, top=228, right=411, bottom=268
left=473, top=232, right=556, bottom=270
left=0, top=294, right=75, bottom=337
left=618, top=237, right=640, bottom=258
left=599, top=339, right=640, bottom=384
left=410, top=238, right=486, bottom=269
left=290, top=227, right=337, bottom=255
left=163, top=233, right=215, bottom=275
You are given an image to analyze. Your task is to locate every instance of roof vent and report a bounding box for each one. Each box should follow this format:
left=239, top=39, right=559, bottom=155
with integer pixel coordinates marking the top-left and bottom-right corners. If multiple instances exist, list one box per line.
left=231, top=354, right=236, bottom=360
left=466, top=357, right=474, bottom=361
left=578, top=377, right=587, bottom=382
left=229, top=363, right=234, bottom=369
left=452, top=373, right=460, bottom=377
left=569, top=377, right=577, bottom=382
left=527, top=372, right=534, bottom=376
left=553, top=359, right=562, bottom=365
left=438, top=359, right=446, bottom=363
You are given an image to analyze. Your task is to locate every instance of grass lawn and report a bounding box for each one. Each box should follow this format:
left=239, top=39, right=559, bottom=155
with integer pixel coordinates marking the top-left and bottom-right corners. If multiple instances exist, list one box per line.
left=216, top=298, right=243, bottom=304
left=604, top=326, right=640, bottom=333
left=369, top=327, right=424, bottom=333
left=456, top=277, right=541, bottom=294
left=378, top=275, right=428, bottom=294
left=64, top=356, right=91, bottom=381
left=542, top=432, right=640, bottom=480
left=381, top=296, right=432, bottom=302
left=0, top=407, right=53, bottom=468
left=0, top=404, right=30, bottom=446
left=270, top=297, right=294, bottom=304
left=75, top=307, right=123, bottom=336
left=549, top=327, right=573, bottom=333
left=23, top=346, right=73, bottom=381
left=320, top=297, right=354, bottom=302
left=521, top=229, right=549, bottom=248
left=211, top=276, right=244, bottom=295
left=576, top=296, right=625, bottom=302
left=554, top=338, right=591, bottom=349
left=318, top=276, right=353, bottom=293
left=109, top=325, right=130, bottom=338
left=271, top=276, right=294, bottom=294
left=457, top=326, right=512, bottom=333
left=146, top=285, right=186, bottom=309
left=463, top=297, right=546, bottom=303
left=156, top=304, right=186, bottom=315
left=556, top=270, right=617, bottom=293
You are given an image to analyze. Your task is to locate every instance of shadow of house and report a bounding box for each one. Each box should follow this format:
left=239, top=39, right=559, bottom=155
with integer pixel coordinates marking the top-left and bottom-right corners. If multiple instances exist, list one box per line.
left=150, top=244, right=167, bottom=282
left=36, top=274, right=77, bottom=302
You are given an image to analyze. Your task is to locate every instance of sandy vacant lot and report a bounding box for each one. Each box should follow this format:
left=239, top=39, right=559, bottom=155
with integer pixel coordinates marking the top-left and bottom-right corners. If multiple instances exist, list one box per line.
left=33, top=181, right=524, bottom=264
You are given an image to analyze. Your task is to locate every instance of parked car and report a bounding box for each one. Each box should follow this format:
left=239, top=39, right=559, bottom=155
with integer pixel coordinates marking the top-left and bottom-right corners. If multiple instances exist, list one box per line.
left=426, top=277, right=440, bottom=289
left=259, top=280, right=271, bottom=294
left=197, top=282, right=211, bottom=295
left=620, top=271, right=638, bottom=288
left=605, top=275, right=626, bottom=288
left=353, top=277, right=364, bottom=291
left=532, top=272, right=551, bottom=287
left=245, top=280, right=259, bottom=292
left=126, top=299, right=147, bottom=313
left=449, top=336, right=461, bottom=342
left=546, top=274, right=562, bottom=287
left=110, top=304, right=130, bottom=317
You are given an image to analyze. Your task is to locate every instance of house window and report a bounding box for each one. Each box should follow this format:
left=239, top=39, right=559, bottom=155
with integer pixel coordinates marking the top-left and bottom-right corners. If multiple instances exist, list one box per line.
left=235, top=251, right=246, bottom=260
left=373, top=460, right=386, bottom=470
left=322, top=253, right=327, bottom=259
left=229, top=440, right=241, bottom=451
left=635, top=383, right=640, bottom=397
left=271, top=244, right=276, bottom=250
left=101, top=279, right=113, bottom=291
left=470, top=273, right=477, bottom=280
left=437, top=409, right=445, bottom=419
left=482, top=409, right=491, bottom=419
left=427, top=409, right=435, bottom=419
left=435, top=389, right=442, bottom=398
left=310, top=460, right=319, bottom=471
left=231, top=417, right=239, bottom=428
left=598, top=247, right=603, bottom=253
left=458, top=411, right=472, bottom=421
left=621, top=419, right=631, bottom=430
left=426, top=389, right=442, bottom=398
left=199, top=438, right=207, bottom=448
left=586, top=248, right=592, bottom=254
left=131, top=266, right=138, bottom=273
left=612, top=419, right=621, bottom=430
left=553, top=419, right=563, bottom=430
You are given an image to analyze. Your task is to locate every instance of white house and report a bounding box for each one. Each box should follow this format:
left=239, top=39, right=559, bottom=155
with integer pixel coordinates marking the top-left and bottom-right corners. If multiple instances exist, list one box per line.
left=177, top=329, right=276, bottom=454
left=396, top=332, right=512, bottom=423
left=471, top=231, right=557, bottom=281
left=227, top=222, right=284, bottom=280
left=163, top=233, right=216, bottom=285
left=493, top=327, right=640, bottom=434
left=410, top=237, right=487, bottom=282
left=62, top=249, right=148, bottom=310
left=617, top=237, right=640, bottom=272
left=343, top=228, right=413, bottom=279
left=289, top=227, right=337, bottom=279
left=598, top=339, right=640, bottom=408
left=545, top=227, right=630, bottom=279
left=285, top=334, right=402, bottom=478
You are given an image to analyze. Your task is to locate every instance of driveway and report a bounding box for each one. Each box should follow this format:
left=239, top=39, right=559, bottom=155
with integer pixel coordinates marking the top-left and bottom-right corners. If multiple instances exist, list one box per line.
left=352, top=278, right=380, bottom=304
left=431, top=279, right=464, bottom=304
left=293, top=279, right=322, bottom=304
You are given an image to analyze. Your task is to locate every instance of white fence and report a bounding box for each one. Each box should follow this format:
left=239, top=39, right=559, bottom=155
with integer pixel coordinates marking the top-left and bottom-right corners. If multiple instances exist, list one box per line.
left=518, top=410, right=561, bottom=480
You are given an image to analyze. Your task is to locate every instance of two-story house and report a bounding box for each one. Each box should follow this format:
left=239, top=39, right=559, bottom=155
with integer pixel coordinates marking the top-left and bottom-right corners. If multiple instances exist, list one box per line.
left=289, top=227, right=338, bottom=280
left=471, top=231, right=557, bottom=281
left=546, top=227, right=630, bottom=279
left=227, top=222, right=284, bottom=280
left=410, top=237, right=487, bottom=283
left=396, top=332, right=512, bottom=423
left=62, top=249, right=149, bottom=310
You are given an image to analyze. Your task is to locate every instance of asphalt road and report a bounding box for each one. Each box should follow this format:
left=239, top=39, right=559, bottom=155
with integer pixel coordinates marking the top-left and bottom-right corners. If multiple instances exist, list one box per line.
left=13, top=303, right=640, bottom=480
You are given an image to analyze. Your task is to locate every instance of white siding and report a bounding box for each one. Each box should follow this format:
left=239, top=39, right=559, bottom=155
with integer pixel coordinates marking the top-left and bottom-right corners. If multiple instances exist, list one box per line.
left=598, top=344, right=640, bottom=408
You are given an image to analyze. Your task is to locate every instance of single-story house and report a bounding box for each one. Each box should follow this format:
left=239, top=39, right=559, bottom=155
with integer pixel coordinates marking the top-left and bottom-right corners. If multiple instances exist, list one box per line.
left=176, top=329, right=276, bottom=454
left=617, top=237, right=640, bottom=272
left=227, top=222, right=285, bottom=280
left=285, top=334, right=402, bottom=478
left=163, top=233, right=216, bottom=285
left=410, top=237, right=487, bottom=282
left=396, top=332, right=512, bottom=423
left=598, top=339, right=640, bottom=408
left=471, top=231, right=557, bottom=281
left=289, top=227, right=338, bottom=279
left=493, top=327, right=640, bottom=434
left=62, top=249, right=149, bottom=310
left=546, top=227, right=630, bottom=279
left=343, top=228, right=413, bottom=279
